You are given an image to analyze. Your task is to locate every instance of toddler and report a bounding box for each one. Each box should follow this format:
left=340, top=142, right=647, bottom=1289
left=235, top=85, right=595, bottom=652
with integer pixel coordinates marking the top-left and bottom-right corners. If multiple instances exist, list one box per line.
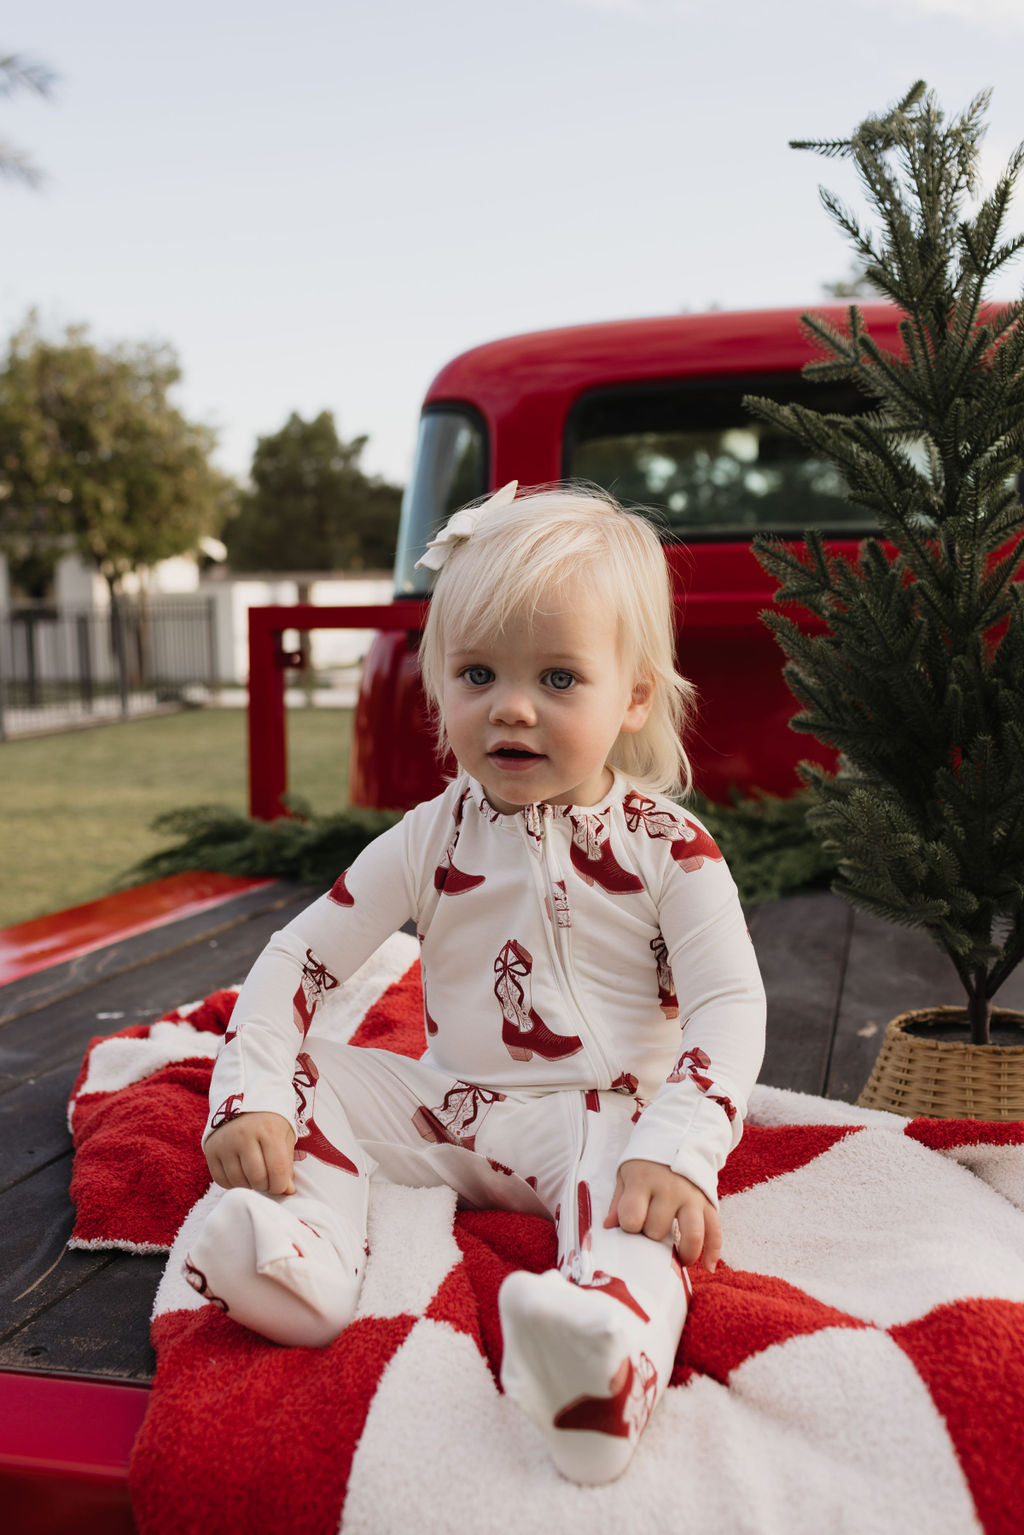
left=189, top=481, right=766, bottom=1484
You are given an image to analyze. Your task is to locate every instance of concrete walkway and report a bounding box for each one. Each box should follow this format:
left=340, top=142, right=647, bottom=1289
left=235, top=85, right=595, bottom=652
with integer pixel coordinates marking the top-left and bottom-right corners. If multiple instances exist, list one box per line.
left=0, top=672, right=361, bottom=739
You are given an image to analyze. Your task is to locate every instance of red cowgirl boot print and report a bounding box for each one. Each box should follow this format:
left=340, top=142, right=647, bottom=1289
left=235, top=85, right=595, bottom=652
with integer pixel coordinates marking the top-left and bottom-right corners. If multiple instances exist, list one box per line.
left=210, top=1092, right=245, bottom=1129
left=669, top=817, right=725, bottom=873
left=545, top=879, right=572, bottom=928
left=577, top=1180, right=593, bottom=1255
left=434, top=861, right=487, bottom=895
left=292, top=949, right=340, bottom=1038
left=412, top=1081, right=506, bottom=1149
left=493, top=940, right=583, bottom=1062
left=434, top=787, right=487, bottom=895
left=622, top=791, right=724, bottom=872
left=327, top=870, right=354, bottom=906
left=421, top=955, right=439, bottom=1036
left=667, top=1044, right=713, bottom=1089
left=566, top=812, right=643, bottom=894
left=424, top=990, right=439, bottom=1036
left=572, top=1271, right=651, bottom=1324
left=650, top=933, right=679, bottom=1018
left=666, top=1044, right=737, bottom=1121
left=182, top=1256, right=229, bottom=1312
left=292, top=1053, right=359, bottom=1174
left=554, top=1352, right=658, bottom=1440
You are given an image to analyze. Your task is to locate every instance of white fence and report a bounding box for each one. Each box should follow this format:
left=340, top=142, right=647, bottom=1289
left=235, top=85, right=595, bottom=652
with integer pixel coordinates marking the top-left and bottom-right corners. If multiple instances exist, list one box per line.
left=0, top=598, right=218, bottom=738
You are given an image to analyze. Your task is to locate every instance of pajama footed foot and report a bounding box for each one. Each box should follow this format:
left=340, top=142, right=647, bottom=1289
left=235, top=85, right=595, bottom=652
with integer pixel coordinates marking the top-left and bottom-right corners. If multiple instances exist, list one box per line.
left=498, top=1268, right=658, bottom=1485
left=184, top=1186, right=363, bottom=1347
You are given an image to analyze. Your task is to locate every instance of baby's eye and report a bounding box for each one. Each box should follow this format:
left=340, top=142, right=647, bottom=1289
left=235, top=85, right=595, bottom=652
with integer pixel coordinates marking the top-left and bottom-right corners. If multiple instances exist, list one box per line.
left=461, top=665, right=494, bottom=686
left=545, top=670, right=576, bottom=691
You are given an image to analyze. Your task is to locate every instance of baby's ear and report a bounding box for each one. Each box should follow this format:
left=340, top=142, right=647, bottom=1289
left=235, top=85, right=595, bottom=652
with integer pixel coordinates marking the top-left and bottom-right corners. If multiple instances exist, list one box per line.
left=622, top=676, right=654, bottom=733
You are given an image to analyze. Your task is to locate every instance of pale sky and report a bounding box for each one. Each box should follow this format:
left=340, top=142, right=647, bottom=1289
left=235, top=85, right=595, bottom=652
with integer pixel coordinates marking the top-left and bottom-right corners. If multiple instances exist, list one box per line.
left=3, top=0, right=1023, bottom=488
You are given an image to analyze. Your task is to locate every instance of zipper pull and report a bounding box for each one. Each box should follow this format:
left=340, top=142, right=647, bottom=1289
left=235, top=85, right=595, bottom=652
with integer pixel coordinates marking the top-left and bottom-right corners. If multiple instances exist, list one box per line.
left=521, top=803, right=549, bottom=851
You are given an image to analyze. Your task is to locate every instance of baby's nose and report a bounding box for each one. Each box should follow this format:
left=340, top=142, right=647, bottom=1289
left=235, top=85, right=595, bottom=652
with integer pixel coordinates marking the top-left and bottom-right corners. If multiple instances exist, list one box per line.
left=489, top=684, right=536, bottom=725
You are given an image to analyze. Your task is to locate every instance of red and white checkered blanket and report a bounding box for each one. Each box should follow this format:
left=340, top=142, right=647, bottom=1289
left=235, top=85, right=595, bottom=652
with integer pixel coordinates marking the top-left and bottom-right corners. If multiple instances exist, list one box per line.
left=68, top=932, right=1024, bottom=1535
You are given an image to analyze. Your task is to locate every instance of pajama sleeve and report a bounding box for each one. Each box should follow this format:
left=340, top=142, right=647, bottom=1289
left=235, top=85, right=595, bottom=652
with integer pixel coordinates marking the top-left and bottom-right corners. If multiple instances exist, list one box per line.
left=203, top=804, right=430, bottom=1145
left=620, top=834, right=766, bottom=1207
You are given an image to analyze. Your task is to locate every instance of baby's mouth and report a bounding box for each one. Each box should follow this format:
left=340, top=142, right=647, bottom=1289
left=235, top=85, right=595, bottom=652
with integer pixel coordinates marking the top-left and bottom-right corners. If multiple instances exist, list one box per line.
left=490, top=746, right=543, bottom=762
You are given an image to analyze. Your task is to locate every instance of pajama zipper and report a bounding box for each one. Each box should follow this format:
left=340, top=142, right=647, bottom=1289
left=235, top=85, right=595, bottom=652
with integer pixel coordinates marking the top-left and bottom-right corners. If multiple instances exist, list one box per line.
left=521, top=814, right=620, bottom=1090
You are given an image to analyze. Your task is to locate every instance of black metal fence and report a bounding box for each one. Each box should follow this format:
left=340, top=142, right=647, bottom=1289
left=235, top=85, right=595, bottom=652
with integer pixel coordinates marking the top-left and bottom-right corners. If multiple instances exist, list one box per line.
left=0, top=598, right=220, bottom=739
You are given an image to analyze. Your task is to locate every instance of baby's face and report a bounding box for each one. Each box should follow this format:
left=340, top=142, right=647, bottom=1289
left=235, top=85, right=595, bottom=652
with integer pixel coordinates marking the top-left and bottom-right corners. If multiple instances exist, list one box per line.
left=440, top=582, right=652, bottom=813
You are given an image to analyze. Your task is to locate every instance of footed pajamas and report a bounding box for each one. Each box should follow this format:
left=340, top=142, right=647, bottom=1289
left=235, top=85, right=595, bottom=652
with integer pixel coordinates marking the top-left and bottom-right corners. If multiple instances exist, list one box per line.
left=188, top=772, right=766, bottom=1483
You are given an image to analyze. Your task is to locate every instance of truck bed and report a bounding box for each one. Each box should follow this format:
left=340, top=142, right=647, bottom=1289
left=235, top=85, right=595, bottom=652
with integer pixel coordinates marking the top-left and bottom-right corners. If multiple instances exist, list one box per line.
left=3, top=878, right=1018, bottom=1530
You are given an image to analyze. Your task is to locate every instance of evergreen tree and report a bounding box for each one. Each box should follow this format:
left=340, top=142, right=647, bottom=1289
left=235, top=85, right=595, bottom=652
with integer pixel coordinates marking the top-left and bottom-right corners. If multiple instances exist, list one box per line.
left=225, top=411, right=401, bottom=575
left=0, top=317, right=233, bottom=602
left=748, top=83, right=1024, bottom=1044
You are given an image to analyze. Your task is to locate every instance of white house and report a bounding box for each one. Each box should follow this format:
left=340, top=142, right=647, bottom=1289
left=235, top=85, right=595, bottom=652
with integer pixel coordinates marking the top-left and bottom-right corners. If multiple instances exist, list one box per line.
left=0, top=546, right=394, bottom=690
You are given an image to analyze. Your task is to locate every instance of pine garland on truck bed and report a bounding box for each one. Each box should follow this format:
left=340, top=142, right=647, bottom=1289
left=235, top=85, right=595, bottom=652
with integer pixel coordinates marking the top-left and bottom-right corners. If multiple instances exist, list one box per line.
left=116, top=791, right=835, bottom=909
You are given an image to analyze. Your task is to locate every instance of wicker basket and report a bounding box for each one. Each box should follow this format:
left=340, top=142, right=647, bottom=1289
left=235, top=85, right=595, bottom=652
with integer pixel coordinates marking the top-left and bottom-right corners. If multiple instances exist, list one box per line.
left=857, top=1006, right=1024, bottom=1120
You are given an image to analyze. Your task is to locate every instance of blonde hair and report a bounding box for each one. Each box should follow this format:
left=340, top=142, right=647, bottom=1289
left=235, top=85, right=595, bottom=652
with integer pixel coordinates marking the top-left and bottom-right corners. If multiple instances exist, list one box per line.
left=418, top=483, right=695, bottom=797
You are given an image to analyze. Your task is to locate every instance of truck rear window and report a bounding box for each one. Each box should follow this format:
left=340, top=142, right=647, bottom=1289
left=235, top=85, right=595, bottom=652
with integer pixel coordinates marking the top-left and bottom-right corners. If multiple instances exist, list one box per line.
left=565, top=375, right=875, bottom=539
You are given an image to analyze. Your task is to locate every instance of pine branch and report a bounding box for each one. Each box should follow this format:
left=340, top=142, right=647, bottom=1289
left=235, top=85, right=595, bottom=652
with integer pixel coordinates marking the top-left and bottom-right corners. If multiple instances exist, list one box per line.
left=853, top=332, right=936, bottom=422
left=753, top=528, right=850, bottom=620
left=0, top=144, right=43, bottom=186
left=942, top=313, right=1005, bottom=413
left=0, top=55, right=57, bottom=97
left=115, top=804, right=401, bottom=889
left=790, top=138, right=856, bottom=160
left=953, top=90, right=993, bottom=199
left=817, top=190, right=884, bottom=271
left=976, top=302, right=1024, bottom=352
left=801, top=308, right=863, bottom=365
left=788, top=84, right=927, bottom=161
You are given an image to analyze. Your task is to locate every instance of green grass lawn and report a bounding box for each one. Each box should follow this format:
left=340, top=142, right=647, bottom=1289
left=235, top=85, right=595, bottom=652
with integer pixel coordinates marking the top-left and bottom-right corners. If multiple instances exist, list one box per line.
left=0, top=707, right=353, bottom=926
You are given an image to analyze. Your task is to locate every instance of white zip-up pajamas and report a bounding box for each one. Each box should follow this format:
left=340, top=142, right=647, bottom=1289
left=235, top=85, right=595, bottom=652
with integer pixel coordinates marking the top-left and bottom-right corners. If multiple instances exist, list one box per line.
left=189, top=774, right=766, bottom=1483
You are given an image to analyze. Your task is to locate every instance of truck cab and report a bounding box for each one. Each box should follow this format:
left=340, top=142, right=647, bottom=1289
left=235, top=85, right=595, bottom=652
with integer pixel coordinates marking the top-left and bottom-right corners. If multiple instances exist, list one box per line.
left=351, top=306, right=897, bottom=808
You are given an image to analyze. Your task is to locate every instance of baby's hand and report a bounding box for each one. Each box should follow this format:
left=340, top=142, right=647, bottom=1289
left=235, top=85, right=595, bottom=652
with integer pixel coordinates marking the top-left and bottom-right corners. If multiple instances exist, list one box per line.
left=604, top=1158, right=721, bottom=1271
left=205, top=1111, right=296, bottom=1196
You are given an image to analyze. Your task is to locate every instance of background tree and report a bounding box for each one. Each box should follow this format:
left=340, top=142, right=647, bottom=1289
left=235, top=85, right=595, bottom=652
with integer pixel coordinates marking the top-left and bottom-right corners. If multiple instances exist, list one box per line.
left=749, top=83, right=1024, bottom=1044
left=0, top=52, right=56, bottom=186
left=0, top=317, right=234, bottom=604
left=224, top=410, right=402, bottom=577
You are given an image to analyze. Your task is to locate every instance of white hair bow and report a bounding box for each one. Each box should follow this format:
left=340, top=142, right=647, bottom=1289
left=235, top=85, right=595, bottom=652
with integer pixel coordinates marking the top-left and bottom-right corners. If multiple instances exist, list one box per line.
left=414, top=481, right=519, bottom=571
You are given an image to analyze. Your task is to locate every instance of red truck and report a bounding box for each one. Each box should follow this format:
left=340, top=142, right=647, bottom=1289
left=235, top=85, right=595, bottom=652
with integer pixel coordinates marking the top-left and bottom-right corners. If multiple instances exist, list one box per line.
left=5, top=303, right=1015, bottom=1532
left=344, top=304, right=898, bottom=813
